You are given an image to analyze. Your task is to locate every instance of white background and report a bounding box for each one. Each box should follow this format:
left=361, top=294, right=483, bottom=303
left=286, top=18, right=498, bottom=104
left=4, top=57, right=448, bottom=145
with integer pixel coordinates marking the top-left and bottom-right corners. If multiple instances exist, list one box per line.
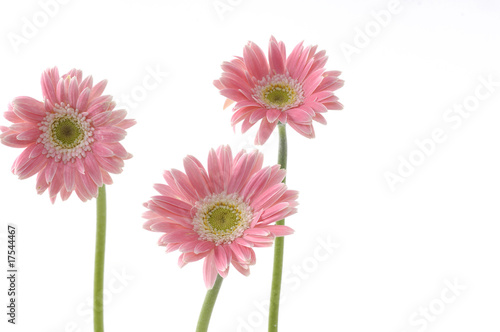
left=1, top=0, right=500, bottom=331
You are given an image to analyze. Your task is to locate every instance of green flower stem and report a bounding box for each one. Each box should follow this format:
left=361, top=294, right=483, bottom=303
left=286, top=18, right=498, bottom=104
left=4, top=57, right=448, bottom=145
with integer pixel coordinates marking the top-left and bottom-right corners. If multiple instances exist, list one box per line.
left=94, top=185, right=107, bottom=332
left=196, top=275, right=224, bottom=332
left=269, top=123, right=287, bottom=332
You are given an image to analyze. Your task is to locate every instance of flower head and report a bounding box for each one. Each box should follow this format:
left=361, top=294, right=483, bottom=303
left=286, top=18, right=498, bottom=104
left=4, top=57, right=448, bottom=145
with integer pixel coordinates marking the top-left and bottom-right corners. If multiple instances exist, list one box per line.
left=214, top=36, right=344, bottom=145
left=0, top=67, right=135, bottom=203
left=143, top=146, right=298, bottom=288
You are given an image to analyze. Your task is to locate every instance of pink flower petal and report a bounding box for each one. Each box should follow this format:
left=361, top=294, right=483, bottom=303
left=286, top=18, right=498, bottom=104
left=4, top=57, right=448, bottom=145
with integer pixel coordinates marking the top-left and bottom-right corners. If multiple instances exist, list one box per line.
left=44, top=160, right=59, bottom=183
left=203, top=252, right=218, bottom=289
left=207, top=148, right=223, bottom=193
left=240, top=117, right=255, bottom=134
left=230, top=106, right=257, bottom=126
left=68, top=77, right=80, bottom=108
left=79, top=75, right=93, bottom=92
left=287, top=108, right=313, bottom=124
left=41, top=67, right=59, bottom=105
left=48, top=169, right=64, bottom=200
left=84, top=153, right=103, bottom=188
left=81, top=173, right=98, bottom=198
left=325, top=101, right=343, bottom=110
left=106, top=143, right=129, bottom=159
left=87, top=95, right=114, bottom=116
left=214, top=245, right=229, bottom=272
left=16, top=154, right=47, bottom=180
left=266, top=108, right=281, bottom=123
left=179, top=240, right=200, bottom=253
left=105, top=110, right=128, bottom=126
left=313, top=113, right=327, bottom=125
left=63, top=164, right=75, bottom=192
left=11, top=97, right=46, bottom=123
left=91, top=111, right=112, bottom=127
left=255, top=119, right=277, bottom=145
left=170, top=169, right=198, bottom=203
left=166, top=243, right=181, bottom=253
left=4, top=109, right=23, bottom=123
left=285, top=41, right=304, bottom=77
left=194, top=241, right=215, bottom=254
left=229, top=244, right=248, bottom=263
left=183, top=155, right=211, bottom=199
left=93, top=126, right=127, bottom=143
left=89, top=79, right=108, bottom=100
left=220, top=88, right=245, bottom=101
left=29, top=143, right=45, bottom=159
left=76, top=87, right=91, bottom=111
left=261, top=225, right=294, bottom=237
left=92, top=142, right=115, bottom=157
left=153, top=183, right=179, bottom=199
left=244, top=228, right=270, bottom=236
left=16, top=128, right=40, bottom=142
left=10, top=122, right=36, bottom=132
left=252, top=183, right=288, bottom=211
left=231, top=260, right=250, bottom=276
left=115, top=119, right=136, bottom=130
left=268, top=37, right=286, bottom=74
left=36, top=169, right=49, bottom=195
left=101, top=169, right=113, bottom=185
left=2, top=134, right=32, bottom=147
left=243, top=44, right=267, bottom=80
left=150, top=196, right=192, bottom=216
left=288, top=121, right=315, bottom=138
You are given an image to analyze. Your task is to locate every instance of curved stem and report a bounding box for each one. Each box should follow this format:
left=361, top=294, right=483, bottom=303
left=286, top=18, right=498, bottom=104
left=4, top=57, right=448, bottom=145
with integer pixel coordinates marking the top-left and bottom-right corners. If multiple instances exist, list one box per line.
left=268, top=123, right=287, bottom=332
left=196, top=275, right=224, bottom=332
left=94, top=185, right=107, bottom=332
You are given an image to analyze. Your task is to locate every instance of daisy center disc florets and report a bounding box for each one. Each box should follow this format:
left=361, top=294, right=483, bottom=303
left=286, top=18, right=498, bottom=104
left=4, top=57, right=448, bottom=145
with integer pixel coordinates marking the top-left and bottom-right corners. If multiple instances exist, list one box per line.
left=52, top=118, right=83, bottom=148
left=38, top=103, right=94, bottom=163
left=193, top=193, right=253, bottom=245
left=252, top=74, right=305, bottom=111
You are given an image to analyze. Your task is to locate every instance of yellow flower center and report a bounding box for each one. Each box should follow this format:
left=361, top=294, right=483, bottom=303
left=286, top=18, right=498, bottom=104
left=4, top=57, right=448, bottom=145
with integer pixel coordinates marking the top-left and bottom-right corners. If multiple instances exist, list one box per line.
left=193, top=193, right=253, bottom=245
left=208, top=206, right=239, bottom=231
left=51, top=117, right=84, bottom=149
left=252, top=74, right=304, bottom=111
left=38, top=103, right=94, bottom=163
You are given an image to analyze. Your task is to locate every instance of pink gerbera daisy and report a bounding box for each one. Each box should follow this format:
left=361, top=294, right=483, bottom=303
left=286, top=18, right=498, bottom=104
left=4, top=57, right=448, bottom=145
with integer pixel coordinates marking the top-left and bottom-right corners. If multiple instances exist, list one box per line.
left=214, top=36, right=344, bottom=145
left=143, top=146, right=298, bottom=289
left=0, top=67, right=135, bottom=203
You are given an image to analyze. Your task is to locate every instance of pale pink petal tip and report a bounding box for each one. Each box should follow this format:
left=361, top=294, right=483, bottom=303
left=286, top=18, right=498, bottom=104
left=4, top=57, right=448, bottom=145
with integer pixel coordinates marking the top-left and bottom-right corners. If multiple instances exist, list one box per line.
left=1, top=67, right=134, bottom=202
left=143, top=145, right=298, bottom=287
left=223, top=98, right=235, bottom=110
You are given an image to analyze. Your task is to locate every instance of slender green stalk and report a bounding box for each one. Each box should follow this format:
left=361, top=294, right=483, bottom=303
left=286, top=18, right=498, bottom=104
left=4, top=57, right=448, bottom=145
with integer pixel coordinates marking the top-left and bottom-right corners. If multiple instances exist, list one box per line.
left=268, top=123, right=287, bottom=332
left=196, top=275, right=224, bottom=332
left=276, top=123, right=288, bottom=172
left=94, top=185, right=107, bottom=332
